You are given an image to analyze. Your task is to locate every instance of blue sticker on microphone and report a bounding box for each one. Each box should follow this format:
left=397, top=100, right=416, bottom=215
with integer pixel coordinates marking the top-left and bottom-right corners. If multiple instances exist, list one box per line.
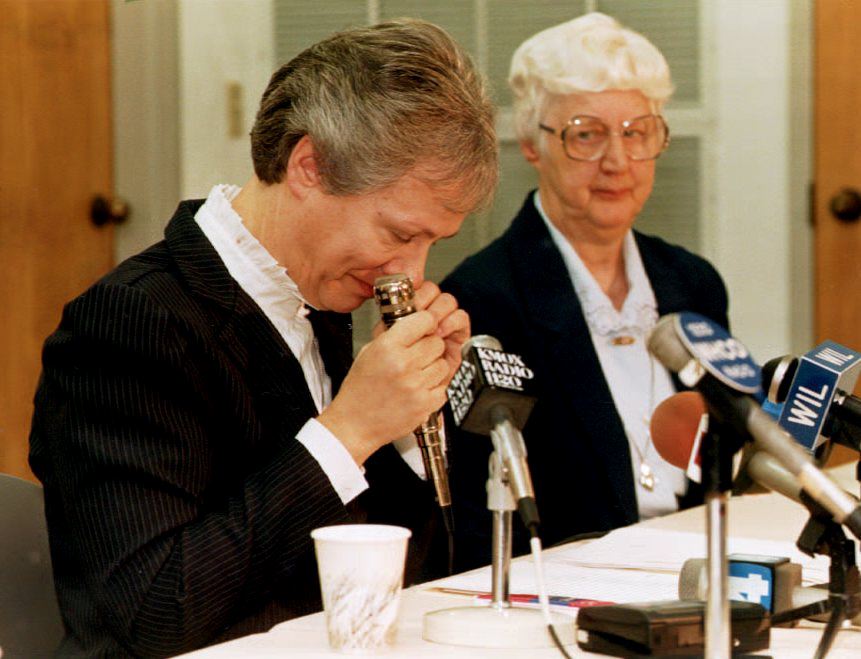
left=675, top=312, right=761, bottom=395
left=777, top=341, right=861, bottom=452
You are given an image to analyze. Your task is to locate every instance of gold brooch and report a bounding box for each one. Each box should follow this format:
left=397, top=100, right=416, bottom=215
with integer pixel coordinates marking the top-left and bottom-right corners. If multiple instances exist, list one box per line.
left=610, top=335, right=636, bottom=346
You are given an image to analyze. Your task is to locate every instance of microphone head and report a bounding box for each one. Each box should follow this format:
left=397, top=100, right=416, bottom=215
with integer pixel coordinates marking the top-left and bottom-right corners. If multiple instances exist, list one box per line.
left=448, top=336, right=536, bottom=435
left=460, top=334, right=502, bottom=357
left=646, top=314, right=693, bottom=374
left=373, top=274, right=415, bottom=327
left=761, top=355, right=797, bottom=403
left=650, top=391, right=707, bottom=469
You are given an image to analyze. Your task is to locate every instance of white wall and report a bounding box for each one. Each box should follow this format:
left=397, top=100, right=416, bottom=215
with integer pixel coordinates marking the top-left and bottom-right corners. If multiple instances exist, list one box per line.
left=112, top=0, right=180, bottom=262
left=708, top=0, right=811, bottom=361
left=177, top=0, right=275, bottom=199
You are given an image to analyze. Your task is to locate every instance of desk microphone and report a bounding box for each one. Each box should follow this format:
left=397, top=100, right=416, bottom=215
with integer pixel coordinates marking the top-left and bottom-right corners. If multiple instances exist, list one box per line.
left=762, top=346, right=861, bottom=453
left=648, top=313, right=861, bottom=541
left=447, top=334, right=540, bottom=534
left=373, top=275, right=453, bottom=537
left=650, top=388, right=860, bottom=524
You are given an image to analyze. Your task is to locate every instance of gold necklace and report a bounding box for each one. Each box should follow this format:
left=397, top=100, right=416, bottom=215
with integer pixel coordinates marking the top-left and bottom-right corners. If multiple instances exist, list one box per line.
left=630, top=352, right=657, bottom=491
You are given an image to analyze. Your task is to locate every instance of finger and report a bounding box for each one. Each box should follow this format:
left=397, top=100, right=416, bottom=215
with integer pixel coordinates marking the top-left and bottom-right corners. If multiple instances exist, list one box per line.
left=413, top=280, right=441, bottom=312
left=378, top=310, right=437, bottom=347
left=427, top=383, right=450, bottom=412
left=420, top=358, right=450, bottom=390
left=435, top=307, right=470, bottom=341
left=426, top=294, right=461, bottom=330
left=408, top=334, right=446, bottom=370
left=370, top=318, right=388, bottom=339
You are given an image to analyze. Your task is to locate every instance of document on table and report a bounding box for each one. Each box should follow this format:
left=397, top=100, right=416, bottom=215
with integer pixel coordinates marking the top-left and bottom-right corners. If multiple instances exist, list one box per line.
left=547, top=526, right=833, bottom=585
left=428, top=525, right=841, bottom=607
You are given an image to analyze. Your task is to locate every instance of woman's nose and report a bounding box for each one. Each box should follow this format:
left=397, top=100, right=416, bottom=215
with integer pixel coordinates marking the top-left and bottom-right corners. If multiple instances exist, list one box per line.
left=380, top=246, right=429, bottom=289
left=600, top=133, right=629, bottom=171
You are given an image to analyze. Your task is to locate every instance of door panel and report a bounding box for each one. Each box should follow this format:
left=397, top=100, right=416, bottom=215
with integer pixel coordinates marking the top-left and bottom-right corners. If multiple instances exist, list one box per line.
left=815, top=1, right=861, bottom=465
left=0, top=0, right=114, bottom=480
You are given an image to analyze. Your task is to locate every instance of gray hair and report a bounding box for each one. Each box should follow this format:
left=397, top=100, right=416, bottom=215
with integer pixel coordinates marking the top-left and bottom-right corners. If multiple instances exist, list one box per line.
left=509, top=12, right=673, bottom=147
left=251, top=19, right=498, bottom=213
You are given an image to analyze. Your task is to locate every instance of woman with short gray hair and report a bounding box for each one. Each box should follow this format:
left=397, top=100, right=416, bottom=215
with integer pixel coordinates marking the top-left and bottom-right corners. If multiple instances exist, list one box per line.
left=443, top=12, right=729, bottom=570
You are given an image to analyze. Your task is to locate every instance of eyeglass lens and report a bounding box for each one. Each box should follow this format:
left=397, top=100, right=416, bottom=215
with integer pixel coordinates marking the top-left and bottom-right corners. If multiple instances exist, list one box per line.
left=563, top=115, right=667, bottom=161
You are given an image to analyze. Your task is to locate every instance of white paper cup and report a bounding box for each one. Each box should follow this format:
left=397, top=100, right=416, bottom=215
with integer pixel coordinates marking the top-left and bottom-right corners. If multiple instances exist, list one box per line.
left=311, top=524, right=412, bottom=654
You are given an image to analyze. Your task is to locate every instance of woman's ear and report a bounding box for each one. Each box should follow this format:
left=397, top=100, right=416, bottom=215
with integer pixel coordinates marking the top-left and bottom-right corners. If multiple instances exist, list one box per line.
left=285, top=135, right=322, bottom=198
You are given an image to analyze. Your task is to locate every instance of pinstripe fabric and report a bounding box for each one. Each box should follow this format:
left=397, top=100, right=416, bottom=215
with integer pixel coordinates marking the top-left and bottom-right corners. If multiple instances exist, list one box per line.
left=29, top=201, right=444, bottom=658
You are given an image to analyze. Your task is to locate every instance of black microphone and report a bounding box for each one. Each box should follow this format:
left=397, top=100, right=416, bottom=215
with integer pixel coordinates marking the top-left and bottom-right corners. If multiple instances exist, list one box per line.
left=446, top=334, right=540, bottom=535
left=373, top=275, right=453, bottom=536
left=647, top=312, right=861, bottom=540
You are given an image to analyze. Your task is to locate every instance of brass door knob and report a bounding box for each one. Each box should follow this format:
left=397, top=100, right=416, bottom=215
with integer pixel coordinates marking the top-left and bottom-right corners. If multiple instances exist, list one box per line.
left=829, top=188, right=861, bottom=223
left=90, top=195, right=129, bottom=226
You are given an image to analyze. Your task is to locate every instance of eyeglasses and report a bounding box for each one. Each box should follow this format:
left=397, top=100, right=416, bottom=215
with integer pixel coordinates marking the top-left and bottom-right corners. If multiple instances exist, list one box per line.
left=538, top=114, right=670, bottom=162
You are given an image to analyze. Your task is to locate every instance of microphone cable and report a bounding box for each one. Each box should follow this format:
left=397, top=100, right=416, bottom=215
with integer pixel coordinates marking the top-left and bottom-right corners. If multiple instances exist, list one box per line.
left=529, top=534, right=574, bottom=658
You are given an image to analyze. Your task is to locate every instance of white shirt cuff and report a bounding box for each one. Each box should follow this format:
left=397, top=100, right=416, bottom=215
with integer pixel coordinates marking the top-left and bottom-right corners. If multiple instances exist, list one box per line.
left=297, top=418, right=368, bottom=504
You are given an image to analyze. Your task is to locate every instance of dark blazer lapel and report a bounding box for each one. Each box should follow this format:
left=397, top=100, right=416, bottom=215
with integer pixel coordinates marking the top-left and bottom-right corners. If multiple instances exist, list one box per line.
left=505, top=203, right=638, bottom=521
left=636, top=231, right=690, bottom=317
left=163, top=202, right=320, bottom=434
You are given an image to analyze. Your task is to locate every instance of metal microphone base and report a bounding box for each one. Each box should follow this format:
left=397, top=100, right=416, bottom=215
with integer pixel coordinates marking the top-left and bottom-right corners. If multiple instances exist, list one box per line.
left=422, top=604, right=576, bottom=648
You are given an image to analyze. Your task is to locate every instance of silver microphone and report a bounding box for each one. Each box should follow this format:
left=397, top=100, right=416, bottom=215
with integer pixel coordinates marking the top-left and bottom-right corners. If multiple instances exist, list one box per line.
left=373, top=274, right=453, bottom=533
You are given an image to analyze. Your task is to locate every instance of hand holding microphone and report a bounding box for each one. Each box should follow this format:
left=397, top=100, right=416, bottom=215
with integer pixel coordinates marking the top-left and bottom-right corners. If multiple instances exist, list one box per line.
left=373, top=275, right=461, bottom=531
left=316, top=280, right=453, bottom=466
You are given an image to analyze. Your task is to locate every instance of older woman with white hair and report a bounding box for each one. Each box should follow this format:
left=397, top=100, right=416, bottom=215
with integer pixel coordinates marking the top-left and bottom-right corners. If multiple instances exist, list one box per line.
left=442, top=12, right=729, bottom=570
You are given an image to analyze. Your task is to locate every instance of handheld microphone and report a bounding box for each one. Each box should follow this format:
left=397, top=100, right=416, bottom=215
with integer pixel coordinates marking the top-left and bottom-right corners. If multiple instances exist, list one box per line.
left=446, top=334, right=540, bottom=535
left=647, top=313, right=861, bottom=541
left=373, top=275, right=453, bottom=535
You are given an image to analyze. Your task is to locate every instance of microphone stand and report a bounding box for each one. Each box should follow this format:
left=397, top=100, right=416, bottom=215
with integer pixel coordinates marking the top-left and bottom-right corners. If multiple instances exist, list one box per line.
left=487, top=452, right=515, bottom=607
left=775, top=499, right=861, bottom=658
left=422, top=449, right=576, bottom=648
left=700, top=420, right=736, bottom=659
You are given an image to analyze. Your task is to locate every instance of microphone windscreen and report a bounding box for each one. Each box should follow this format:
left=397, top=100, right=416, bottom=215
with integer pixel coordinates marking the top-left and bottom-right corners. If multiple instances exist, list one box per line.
left=650, top=391, right=707, bottom=469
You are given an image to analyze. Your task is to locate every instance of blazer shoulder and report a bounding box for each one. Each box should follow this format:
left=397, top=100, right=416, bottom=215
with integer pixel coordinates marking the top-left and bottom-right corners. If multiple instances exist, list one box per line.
left=635, top=231, right=729, bottom=325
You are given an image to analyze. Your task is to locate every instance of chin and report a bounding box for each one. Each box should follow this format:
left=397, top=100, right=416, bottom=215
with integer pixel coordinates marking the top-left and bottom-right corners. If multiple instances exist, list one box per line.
left=321, top=292, right=369, bottom=314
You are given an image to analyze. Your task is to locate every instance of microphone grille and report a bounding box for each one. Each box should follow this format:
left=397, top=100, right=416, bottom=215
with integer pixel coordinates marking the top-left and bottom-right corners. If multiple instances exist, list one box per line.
left=374, top=274, right=415, bottom=326
left=461, top=334, right=502, bottom=358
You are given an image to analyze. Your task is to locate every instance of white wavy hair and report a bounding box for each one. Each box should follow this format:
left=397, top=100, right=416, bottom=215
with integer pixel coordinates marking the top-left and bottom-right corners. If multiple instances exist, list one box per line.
left=508, top=12, right=674, bottom=147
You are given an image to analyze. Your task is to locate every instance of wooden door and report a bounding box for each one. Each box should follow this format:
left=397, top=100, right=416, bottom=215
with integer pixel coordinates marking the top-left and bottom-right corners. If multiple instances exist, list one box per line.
left=0, top=0, right=114, bottom=480
left=815, top=2, right=861, bottom=346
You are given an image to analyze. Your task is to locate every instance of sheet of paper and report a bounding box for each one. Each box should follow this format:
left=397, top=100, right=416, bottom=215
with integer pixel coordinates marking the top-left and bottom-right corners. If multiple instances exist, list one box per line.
left=545, top=526, right=835, bottom=585
left=428, top=523, right=850, bottom=610
left=429, top=560, right=679, bottom=606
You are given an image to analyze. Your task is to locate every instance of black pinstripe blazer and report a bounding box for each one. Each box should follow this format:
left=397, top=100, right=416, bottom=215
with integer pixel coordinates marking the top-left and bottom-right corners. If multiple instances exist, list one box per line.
left=29, top=200, right=444, bottom=658
left=441, top=193, right=729, bottom=571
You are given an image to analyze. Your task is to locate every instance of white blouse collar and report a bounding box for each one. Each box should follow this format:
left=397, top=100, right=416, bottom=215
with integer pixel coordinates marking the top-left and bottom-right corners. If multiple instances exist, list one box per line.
left=197, top=184, right=311, bottom=321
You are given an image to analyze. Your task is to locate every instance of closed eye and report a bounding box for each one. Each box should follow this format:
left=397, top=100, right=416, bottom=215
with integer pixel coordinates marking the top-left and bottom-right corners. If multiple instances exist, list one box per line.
left=391, top=230, right=414, bottom=244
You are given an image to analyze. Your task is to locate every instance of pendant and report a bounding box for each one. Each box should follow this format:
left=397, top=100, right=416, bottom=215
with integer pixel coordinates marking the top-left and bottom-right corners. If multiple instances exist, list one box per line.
left=639, top=462, right=656, bottom=491
left=610, top=335, right=636, bottom=346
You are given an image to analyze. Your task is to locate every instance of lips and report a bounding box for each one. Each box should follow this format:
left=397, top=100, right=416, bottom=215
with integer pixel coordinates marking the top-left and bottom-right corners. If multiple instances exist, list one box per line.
left=592, top=188, right=630, bottom=199
left=350, top=275, right=376, bottom=298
